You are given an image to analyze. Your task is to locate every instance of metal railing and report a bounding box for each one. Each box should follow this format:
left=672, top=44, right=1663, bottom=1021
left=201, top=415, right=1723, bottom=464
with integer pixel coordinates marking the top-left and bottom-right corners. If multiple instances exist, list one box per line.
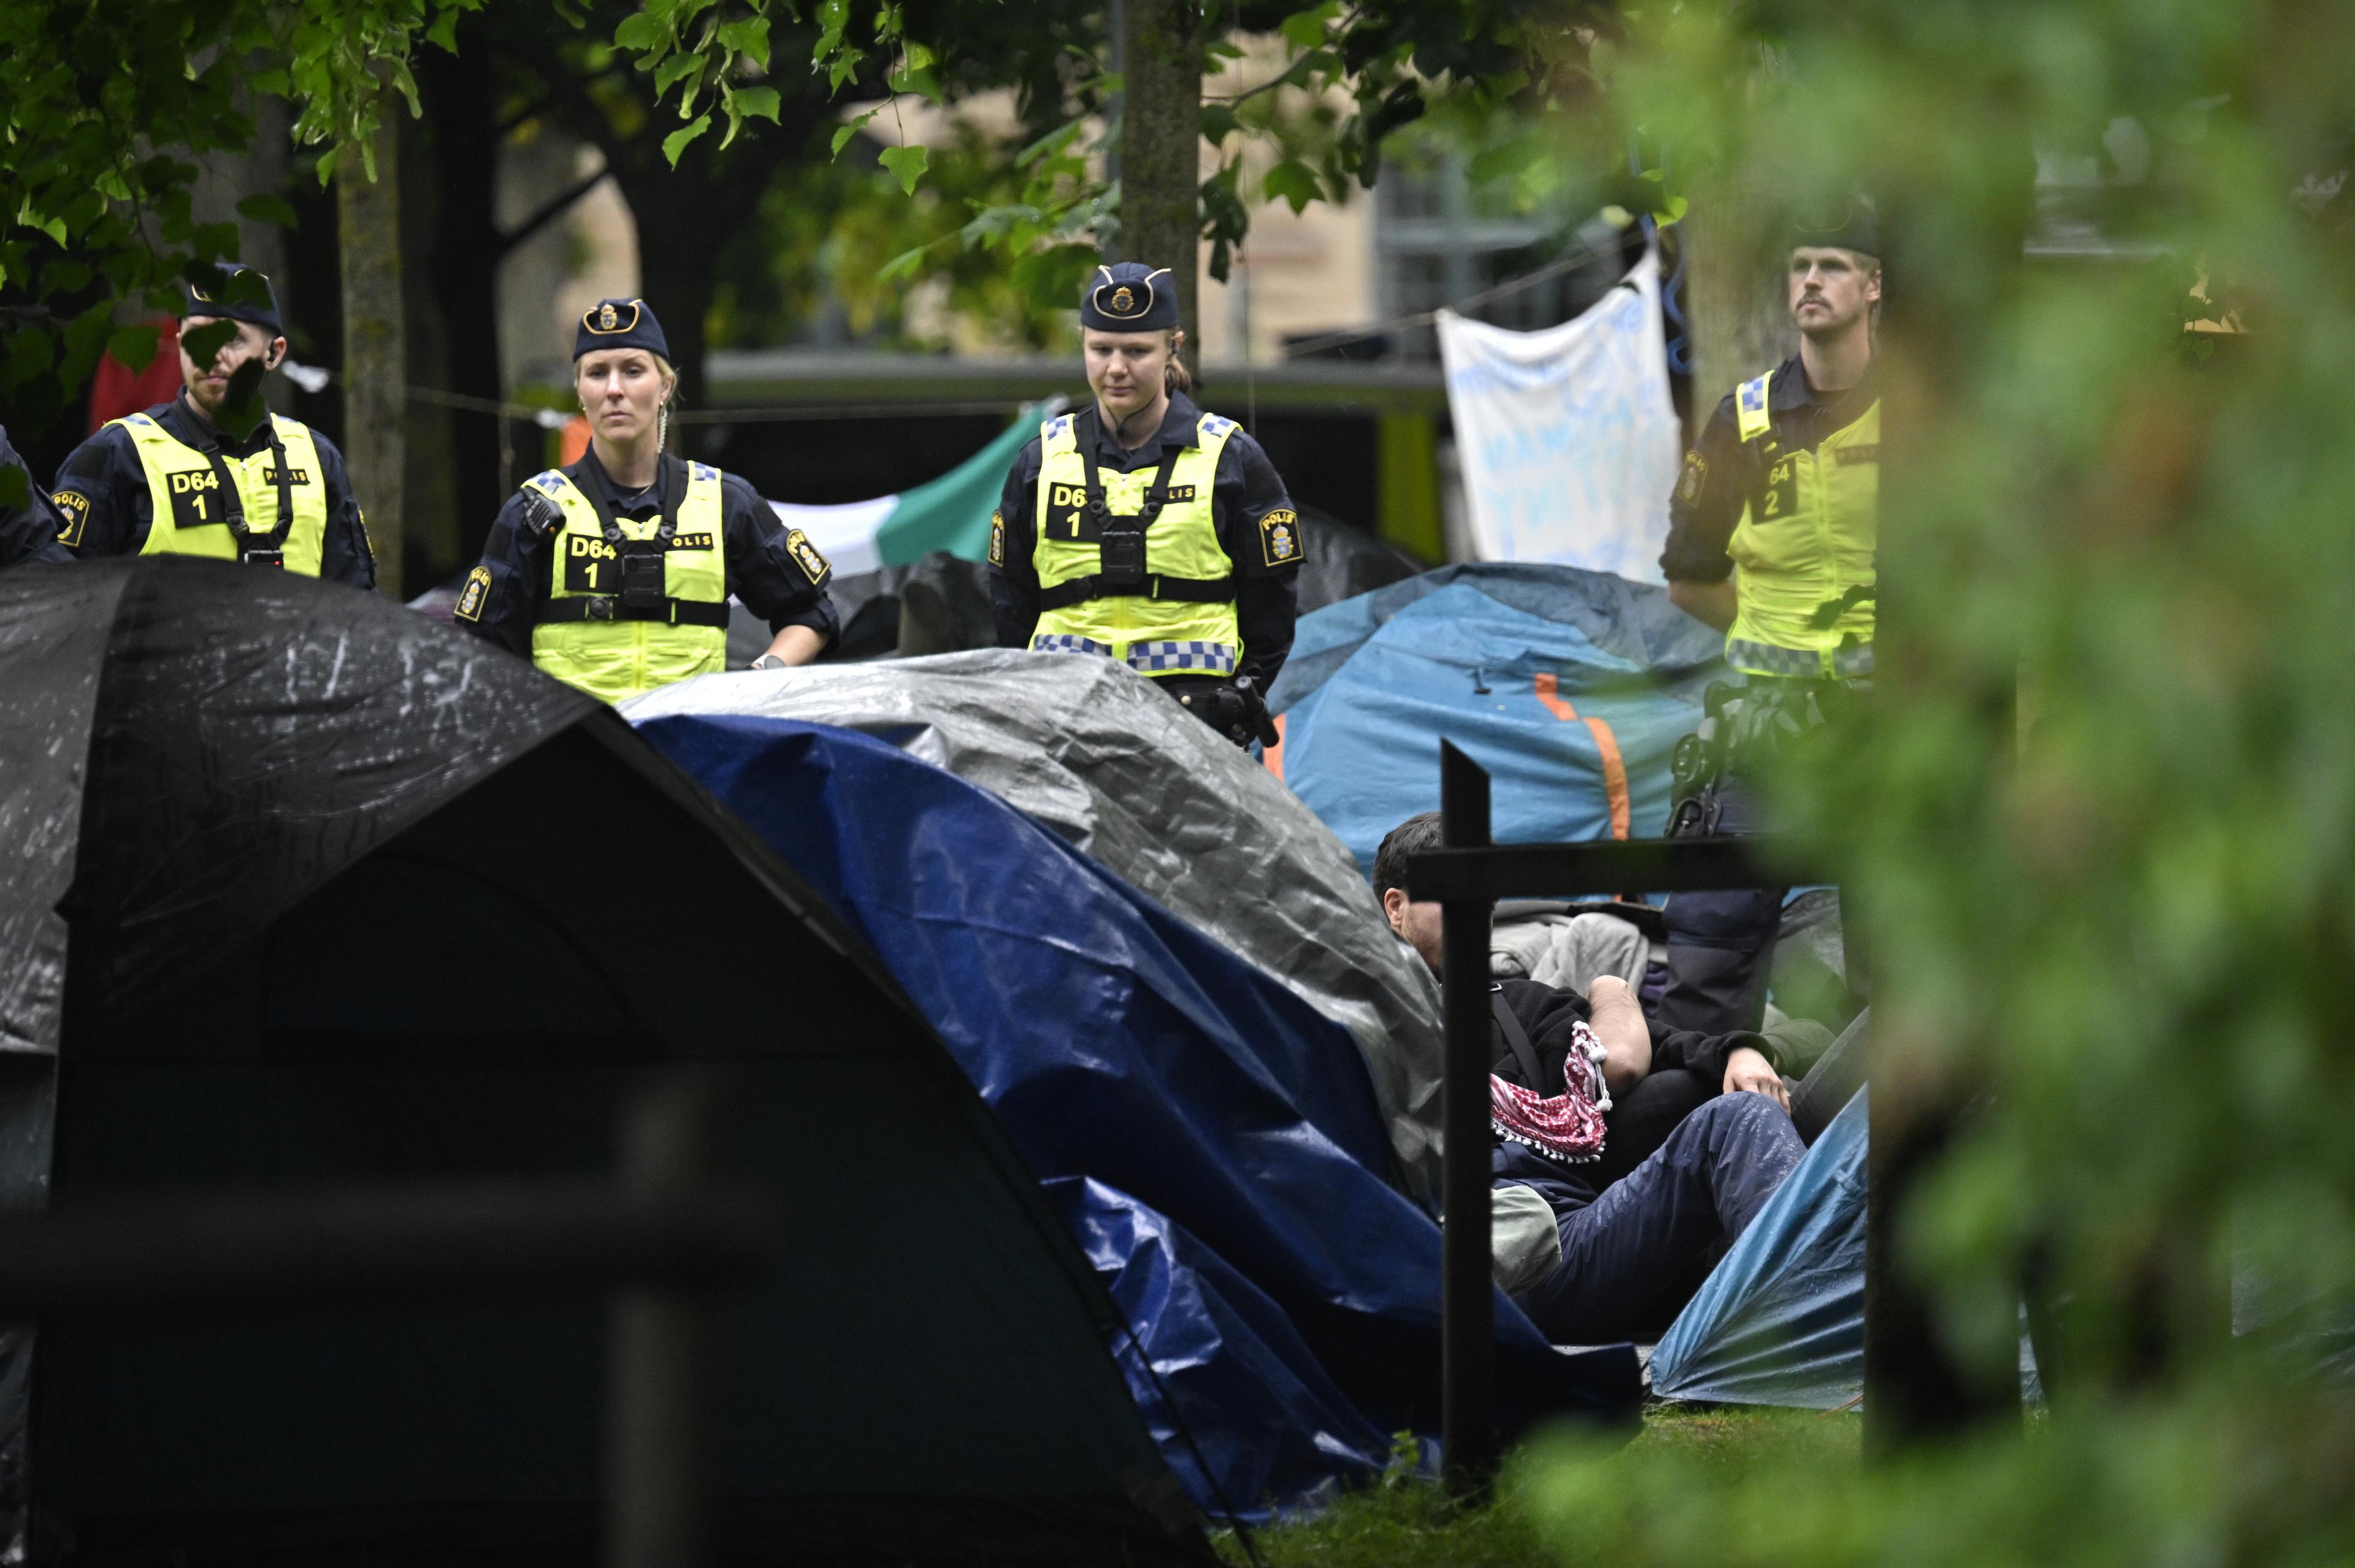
left=1404, top=741, right=1814, bottom=1491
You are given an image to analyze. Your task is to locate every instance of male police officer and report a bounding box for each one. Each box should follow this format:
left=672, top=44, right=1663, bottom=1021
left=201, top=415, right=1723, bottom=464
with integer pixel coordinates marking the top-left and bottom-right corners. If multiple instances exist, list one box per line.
left=990, top=259, right=1303, bottom=744
left=454, top=297, right=837, bottom=703
left=1653, top=196, right=1881, bottom=1034
left=50, top=268, right=376, bottom=586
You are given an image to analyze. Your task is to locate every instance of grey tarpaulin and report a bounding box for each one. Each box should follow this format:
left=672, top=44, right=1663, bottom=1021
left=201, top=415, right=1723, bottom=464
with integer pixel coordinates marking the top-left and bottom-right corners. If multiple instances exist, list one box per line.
left=0, top=559, right=1203, bottom=1564
left=626, top=650, right=1450, bottom=1205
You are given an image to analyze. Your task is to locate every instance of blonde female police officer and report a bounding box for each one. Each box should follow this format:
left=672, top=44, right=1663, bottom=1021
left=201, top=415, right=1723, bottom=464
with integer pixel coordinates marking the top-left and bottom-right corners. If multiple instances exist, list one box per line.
left=990, top=260, right=1303, bottom=744
left=49, top=267, right=375, bottom=586
left=454, top=297, right=837, bottom=702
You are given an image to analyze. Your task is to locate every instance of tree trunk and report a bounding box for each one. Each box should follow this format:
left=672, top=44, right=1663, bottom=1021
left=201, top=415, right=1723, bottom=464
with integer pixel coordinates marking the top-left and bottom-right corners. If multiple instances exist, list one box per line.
left=339, top=87, right=407, bottom=599
left=1682, top=167, right=1791, bottom=422
left=1120, top=0, right=1201, bottom=363
left=416, top=33, right=507, bottom=568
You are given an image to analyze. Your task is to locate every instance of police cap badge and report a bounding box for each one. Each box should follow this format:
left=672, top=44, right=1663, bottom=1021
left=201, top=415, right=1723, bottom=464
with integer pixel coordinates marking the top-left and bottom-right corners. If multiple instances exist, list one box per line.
left=573, top=297, right=672, bottom=362
left=1079, top=261, right=1180, bottom=331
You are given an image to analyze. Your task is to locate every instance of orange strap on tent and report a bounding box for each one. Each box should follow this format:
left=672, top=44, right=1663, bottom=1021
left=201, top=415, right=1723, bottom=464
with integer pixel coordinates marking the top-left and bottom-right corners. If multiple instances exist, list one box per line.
left=1533, top=673, right=1631, bottom=839
left=1260, top=711, right=1287, bottom=782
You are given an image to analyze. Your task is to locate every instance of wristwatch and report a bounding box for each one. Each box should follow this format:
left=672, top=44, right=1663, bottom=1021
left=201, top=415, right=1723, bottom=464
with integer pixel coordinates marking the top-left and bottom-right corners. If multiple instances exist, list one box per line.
left=749, top=653, right=786, bottom=671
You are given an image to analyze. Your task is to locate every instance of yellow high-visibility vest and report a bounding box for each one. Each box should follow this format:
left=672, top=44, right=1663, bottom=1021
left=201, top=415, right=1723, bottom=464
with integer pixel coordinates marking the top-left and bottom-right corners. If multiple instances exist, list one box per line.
left=527, top=461, right=729, bottom=703
left=1028, top=410, right=1246, bottom=677
left=1724, top=368, right=1878, bottom=679
left=116, top=411, right=331, bottom=574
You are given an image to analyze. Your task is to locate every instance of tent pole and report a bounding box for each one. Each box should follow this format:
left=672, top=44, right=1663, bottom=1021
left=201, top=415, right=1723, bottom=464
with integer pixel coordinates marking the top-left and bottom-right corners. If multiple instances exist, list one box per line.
left=1438, top=741, right=1498, bottom=1495
left=607, top=1074, right=723, bottom=1568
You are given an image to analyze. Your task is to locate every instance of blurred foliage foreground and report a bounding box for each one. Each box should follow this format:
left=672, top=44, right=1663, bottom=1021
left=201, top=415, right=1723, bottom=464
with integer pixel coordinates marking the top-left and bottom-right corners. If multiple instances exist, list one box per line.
left=1248, top=0, right=2355, bottom=1562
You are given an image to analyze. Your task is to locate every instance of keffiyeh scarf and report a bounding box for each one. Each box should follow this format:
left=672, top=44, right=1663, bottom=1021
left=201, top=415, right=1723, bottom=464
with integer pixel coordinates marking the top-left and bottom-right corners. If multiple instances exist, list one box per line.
left=1490, top=1019, right=1610, bottom=1165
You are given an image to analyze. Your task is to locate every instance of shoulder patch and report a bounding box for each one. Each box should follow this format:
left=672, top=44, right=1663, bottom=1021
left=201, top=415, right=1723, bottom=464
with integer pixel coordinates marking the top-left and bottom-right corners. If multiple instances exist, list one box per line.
left=51, top=489, right=91, bottom=548
left=1198, top=413, right=1236, bottom=440
left=784, top=527, right=830, bottom=586
left=1044, top=415, right=1072, bottom=441
left=692, top=462, right=719, bottom=482
left=529, top=469, right=569, bottom=495
left=987, top=509, right=1005, bottom=567
left=1258, top=508, right=1302, bottom=567
left=1675, top=451, right=1708, bottom=507
left=125, top=413, right=153, bottom=429
left=454, top=564, right=491, bottom=622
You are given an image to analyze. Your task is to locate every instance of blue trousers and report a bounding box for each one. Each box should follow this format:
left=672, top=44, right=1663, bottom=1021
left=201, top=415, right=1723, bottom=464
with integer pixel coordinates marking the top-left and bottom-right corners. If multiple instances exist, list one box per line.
left=1517, top=1093, right=1804, bottom=1344
left=1656, top=774, right=1784, bottom=1034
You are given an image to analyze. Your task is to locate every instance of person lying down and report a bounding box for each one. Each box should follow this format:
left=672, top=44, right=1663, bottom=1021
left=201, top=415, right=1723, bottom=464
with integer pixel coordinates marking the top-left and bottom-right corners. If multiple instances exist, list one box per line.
left=1372, top=811, right=1825, bottom=1344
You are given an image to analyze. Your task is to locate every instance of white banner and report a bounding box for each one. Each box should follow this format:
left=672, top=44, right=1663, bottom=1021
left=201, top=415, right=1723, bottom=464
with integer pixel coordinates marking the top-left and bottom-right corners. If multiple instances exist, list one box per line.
left=1436, top=253, right=1682, bottom=581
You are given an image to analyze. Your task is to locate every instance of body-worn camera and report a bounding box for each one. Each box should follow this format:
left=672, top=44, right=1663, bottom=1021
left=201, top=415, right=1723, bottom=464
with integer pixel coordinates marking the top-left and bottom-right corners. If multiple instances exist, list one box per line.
left=619, top=547, right=668, bottom=614
left=1098, top=519, right=1149, bottom=589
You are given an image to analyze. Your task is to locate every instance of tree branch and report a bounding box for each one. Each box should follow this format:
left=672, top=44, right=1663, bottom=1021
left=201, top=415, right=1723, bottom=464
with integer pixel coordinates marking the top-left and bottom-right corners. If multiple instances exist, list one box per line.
left=495, top=164, right=611, bottom=259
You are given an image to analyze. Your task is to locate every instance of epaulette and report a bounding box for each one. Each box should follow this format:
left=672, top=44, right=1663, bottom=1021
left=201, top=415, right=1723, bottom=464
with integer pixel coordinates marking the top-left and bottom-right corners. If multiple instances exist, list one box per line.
left=1197, top=412, right=1237, bottom=440
left=1043, top=413, right=1072, bottom=442
left=526, top=469, right=569, bottom=495
left=1734, top=372, right=1774, bottom=445
left=691, top=461, right=720, bottom=483
left=123, top=413, right=154, bottom=429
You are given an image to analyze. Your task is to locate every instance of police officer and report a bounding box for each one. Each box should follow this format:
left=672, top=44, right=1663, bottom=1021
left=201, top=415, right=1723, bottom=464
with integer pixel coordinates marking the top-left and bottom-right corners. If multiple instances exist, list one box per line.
left=1653, top=196, right=1881, bottom=1036
left=0, top=426, right=71, bottom=568
left=49, top=268, right=376, bottom=586
left=990, top=259, right=1303, bottom=744
left=454, top=297, right=837, bottom=702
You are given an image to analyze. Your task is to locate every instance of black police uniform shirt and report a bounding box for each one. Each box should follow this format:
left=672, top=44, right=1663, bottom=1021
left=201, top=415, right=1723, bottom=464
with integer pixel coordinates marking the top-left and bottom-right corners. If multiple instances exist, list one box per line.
left=989, top=389, right=1302, bottom=689
left=457, top=446, right=839, bottom=657
left=49, top=394, right=377, bottom=589
left=1657, top=352, right=1879, bottom=586
left=0, top=426, right=71, bottom=568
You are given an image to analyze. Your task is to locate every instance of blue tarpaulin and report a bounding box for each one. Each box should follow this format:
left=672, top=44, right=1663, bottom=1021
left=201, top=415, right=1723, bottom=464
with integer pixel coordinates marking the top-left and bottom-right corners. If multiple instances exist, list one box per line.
left=1650, top=1087, right=1868, bottom=1408
left=1267, top=564, right=1723, bottom=873
left=635, top=714, right=1639, bottom=1514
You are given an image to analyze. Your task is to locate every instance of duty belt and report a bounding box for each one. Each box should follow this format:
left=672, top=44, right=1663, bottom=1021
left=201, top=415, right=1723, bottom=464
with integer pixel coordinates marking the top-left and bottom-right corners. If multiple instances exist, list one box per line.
left=1726, top=637, right=1875, bottom=679
left=536, top=595, right=730, bottom=627
left=1036, top=571, right=1233, bottom=610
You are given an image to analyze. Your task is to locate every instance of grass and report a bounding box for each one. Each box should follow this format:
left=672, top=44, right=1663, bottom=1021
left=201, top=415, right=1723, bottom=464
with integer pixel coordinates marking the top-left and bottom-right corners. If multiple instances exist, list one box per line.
left=1214, top=1404, right=1859, bottom=1568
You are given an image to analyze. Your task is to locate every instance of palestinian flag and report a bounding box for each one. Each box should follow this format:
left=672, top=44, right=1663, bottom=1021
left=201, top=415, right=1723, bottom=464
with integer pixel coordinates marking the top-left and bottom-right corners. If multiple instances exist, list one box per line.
left=769, top=400, right=1060, bottom=576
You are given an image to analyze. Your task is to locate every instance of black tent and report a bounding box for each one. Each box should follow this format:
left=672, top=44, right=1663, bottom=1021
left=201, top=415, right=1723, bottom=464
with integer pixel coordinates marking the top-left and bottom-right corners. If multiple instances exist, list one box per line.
left=0, top=560, right=1201, bottom=1563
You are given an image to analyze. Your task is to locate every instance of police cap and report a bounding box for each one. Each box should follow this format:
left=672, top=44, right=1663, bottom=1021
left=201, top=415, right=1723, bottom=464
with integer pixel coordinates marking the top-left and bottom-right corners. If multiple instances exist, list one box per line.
left=1789, top=192, right=1880, bottom=262
left=574, top=297, right=671, bottom=361
left=183, top=266, right=283, bottom=335
left=1078, top=262, right=1179, bottom=332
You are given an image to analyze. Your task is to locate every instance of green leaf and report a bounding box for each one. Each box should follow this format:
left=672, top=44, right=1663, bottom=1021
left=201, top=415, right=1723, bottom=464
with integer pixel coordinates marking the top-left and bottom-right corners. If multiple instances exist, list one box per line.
left=1200, top=104, right=1240, bottom=143
left=877, top=245, right=929, bottom=283
left=1277, top=4, right=1333, bottom=48
left=732, top=85, right=781, bottom=123
left=107, top=324, right=161, bottom=375
left=1262, top=159, right=1322, bottom=214
left=178, top=319, right=239, bottom=372
left=1016, top=118, right=1086, bottom=170
left=654, top=51, right=704, bottom=102
left=832, top=106, right=883, bottom=156
left=613, top=11, right=669, bottom=52
left=878, top=143, right=928, bottom=195
left=662, top=113, right=713, bottom=165
left=715, top=15, right=770, bottom=66
left=425, top=7, right=461, bottom=53
left=235, top=194, right=299, bottom=228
